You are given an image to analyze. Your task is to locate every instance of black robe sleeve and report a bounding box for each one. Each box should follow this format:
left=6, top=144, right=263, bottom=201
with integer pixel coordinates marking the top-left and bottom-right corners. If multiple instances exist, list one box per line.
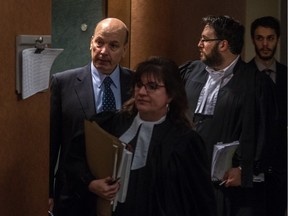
left=155, top=127, right=217, bottom=216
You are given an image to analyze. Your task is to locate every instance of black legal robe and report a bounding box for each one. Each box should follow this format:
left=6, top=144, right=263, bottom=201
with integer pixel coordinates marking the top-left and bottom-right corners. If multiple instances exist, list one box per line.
left=101, top=113, right=217, bottom=216
left=180, top=59, right=276, bottom=187
left=65, top=112, right=217, bottom=216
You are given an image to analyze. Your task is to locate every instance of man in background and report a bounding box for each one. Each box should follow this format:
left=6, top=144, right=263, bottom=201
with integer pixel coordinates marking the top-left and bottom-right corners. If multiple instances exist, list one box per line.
left=49, top=17, right=134, bottom=216
left=248, top=16, right=287, bottom=216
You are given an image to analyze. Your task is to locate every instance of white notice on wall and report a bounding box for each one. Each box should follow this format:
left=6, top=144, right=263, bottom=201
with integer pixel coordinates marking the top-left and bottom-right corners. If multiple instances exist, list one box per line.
left=22, top=48, right=63, bottom=99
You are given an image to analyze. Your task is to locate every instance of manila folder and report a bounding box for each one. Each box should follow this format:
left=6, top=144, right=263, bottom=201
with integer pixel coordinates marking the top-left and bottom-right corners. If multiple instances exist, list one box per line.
left=84, top=120, right=124, bottom=216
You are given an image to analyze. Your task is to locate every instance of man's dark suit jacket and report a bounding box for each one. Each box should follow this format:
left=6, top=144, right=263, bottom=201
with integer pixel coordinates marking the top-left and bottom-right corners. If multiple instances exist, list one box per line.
left=49, top=63, right=133, bottom=202
left=247, top=59, right=287, bottom=174
left=247, top=59, right=287, bottom=216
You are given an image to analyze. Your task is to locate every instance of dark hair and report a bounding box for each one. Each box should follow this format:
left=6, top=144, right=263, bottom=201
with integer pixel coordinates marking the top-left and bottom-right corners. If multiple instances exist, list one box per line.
left=250, top=16, right=281, bottom=38
left=202, top=15, right=245, bottom=55
left=122, top=56, right=192, bottom=128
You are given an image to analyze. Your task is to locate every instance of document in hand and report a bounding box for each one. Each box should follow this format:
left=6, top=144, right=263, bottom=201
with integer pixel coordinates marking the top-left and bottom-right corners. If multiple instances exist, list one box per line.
left=211, top=141, right=240, bottom=181
left=112, top=147, right=132, bottom=211
left=84, top=120, right=132, bottom=216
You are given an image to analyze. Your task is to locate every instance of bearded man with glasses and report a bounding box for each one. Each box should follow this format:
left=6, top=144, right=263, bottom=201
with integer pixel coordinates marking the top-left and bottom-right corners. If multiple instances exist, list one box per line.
left=180, top=15, right=277, bottom=216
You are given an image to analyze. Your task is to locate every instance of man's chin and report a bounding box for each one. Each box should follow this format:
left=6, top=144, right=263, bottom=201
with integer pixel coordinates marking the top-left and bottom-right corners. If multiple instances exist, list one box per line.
left=96, top=61, right=109, bottom=68
left=259, top=55, right=273, bottom=61
left=258, top=50, right=274, bottom=60
left=199, top=55, right=205, bottom=61
left=96, top=65, right=113, bottom=74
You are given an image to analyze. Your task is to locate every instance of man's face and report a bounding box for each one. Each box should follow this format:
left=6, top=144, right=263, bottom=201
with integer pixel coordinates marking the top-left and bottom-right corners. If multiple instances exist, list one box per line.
left=198, top=25, right=224, bottom=68
left=252, top=26, right=278, bottom=61
left=90, top=22, right=127, bottom=75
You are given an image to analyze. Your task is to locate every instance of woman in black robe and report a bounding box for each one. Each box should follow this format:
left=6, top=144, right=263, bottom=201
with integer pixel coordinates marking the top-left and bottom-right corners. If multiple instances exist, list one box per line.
left=66, top=56, right=216, bottom=216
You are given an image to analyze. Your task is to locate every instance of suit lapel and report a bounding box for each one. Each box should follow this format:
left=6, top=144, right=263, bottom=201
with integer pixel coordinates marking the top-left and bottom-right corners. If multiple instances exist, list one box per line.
left=119, top=67, right=133, bottom=103
left=74, top=65, right=96, bottom=119
left=73, top=65, right=132, bottom=118
left=187, top=66, right=208, bottom=113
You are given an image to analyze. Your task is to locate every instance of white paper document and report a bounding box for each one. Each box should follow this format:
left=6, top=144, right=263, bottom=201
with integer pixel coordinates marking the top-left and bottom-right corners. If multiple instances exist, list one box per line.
left=21, top=48, right=63, bottom=99
left=116, top=146, right=133, bottom=203
left=211, top=141, right=240, bottom=181
left=113, top=144, right=132, bottom=211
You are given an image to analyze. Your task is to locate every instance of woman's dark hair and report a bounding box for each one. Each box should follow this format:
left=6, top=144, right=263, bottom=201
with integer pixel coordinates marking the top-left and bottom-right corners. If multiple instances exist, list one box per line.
left=122, top=56, right=192, bottom=128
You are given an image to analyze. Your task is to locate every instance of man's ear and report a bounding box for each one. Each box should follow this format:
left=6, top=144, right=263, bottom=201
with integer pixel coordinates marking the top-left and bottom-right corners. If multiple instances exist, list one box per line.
left=89, top=36, right=94, bottom=50
left=218, top=40, right=228, bottom=51
left=122, top=43, right=128, bottom=58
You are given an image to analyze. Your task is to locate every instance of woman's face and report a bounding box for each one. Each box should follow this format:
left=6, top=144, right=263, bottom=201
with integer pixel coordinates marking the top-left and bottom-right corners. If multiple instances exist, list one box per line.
left=134, top=74, right=172, bottom=121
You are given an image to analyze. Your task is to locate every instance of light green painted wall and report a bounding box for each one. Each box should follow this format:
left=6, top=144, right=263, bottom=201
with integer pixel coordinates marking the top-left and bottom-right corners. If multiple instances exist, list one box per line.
left=51, top=0, right=103, bottom=74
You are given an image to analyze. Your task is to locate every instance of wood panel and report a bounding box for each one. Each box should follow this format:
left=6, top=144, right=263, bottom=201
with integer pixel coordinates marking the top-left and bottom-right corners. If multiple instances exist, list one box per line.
left=130, top=0, right=245, bottom=68
left=107, top=0, right=131, bottom=68
left=0, top=0, right=51, bottom=215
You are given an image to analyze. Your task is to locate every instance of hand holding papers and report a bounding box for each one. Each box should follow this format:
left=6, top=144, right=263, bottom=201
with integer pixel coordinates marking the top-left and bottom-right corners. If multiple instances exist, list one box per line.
left=84, top=120, right=132, bottom=216
left=211, top=141, right=240, bottom=181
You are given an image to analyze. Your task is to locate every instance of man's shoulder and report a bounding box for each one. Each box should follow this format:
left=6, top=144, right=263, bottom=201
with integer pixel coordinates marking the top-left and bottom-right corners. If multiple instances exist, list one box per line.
left=234, top=58, right=258, bottom=74
left=276, top=61, right=287, bottom=72
left=50, top=65, right=91, bottom=88
left=119, top=66, right=135, bottom=88
left=179, top=60, right=206, bottom=77
left=179, top=60, right=205, bottom=70
left=52, top=64, right=90, bottom=80
left=119, top=66, right=134, bottom=76
left=246, top=58, right=257, bottom=67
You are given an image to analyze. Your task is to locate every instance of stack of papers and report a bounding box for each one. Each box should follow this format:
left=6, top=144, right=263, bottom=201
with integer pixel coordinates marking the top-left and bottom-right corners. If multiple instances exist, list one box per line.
left=21, top=48, right=63, bottom=99
left=211, top=141, right=240, bottom=181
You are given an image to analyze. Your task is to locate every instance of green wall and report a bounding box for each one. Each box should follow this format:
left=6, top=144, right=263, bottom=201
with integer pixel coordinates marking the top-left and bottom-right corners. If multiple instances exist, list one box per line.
left=51, top=0, right=103, bottom=74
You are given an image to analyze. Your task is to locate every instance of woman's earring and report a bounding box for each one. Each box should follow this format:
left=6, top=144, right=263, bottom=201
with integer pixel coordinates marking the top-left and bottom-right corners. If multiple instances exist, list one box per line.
left=166, top=103, right=170, bottom=112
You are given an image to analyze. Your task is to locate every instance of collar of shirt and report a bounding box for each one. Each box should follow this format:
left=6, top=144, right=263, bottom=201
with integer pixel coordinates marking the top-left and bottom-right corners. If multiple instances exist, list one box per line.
left=91, top=63, right=120, bottom=88
left=205, top=55, right=239, bottom=87
left=91, top=62, right=121, bottom=112
left=206, top=55, right=239, bottom=74
left=195, top=56, right=239, bottom=115
left=254, top=58, right=276, bottom=73
left=119, top=113, right=166, bottom=170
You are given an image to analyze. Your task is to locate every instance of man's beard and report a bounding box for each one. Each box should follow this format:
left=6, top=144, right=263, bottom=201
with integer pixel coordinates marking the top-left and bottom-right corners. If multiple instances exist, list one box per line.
left=202, top=44, right=224, bottom=68
left=255, top=46, right=277, bottom=61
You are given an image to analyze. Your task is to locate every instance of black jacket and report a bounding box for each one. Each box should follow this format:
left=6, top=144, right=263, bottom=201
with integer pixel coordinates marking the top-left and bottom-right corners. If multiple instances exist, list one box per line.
left=65, top=112, right=217, bottom=216
left=180, top=59, right=276, bottom=187
left=49, top=64, right=133, bottom=198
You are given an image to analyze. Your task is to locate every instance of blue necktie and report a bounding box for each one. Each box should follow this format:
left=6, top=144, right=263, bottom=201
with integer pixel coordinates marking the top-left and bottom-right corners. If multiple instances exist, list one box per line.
left=102, top=77, right=116, bottom=111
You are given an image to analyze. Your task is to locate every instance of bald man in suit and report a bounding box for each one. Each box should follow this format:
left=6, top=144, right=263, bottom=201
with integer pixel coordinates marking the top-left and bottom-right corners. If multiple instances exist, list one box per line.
left=49, top=18, right=134, bottom=216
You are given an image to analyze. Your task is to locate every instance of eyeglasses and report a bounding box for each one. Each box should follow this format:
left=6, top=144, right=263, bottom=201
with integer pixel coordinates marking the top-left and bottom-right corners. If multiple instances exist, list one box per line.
left=199, top=38, right=223, bottom=44
left=135, top=82, right=165, bottom=92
